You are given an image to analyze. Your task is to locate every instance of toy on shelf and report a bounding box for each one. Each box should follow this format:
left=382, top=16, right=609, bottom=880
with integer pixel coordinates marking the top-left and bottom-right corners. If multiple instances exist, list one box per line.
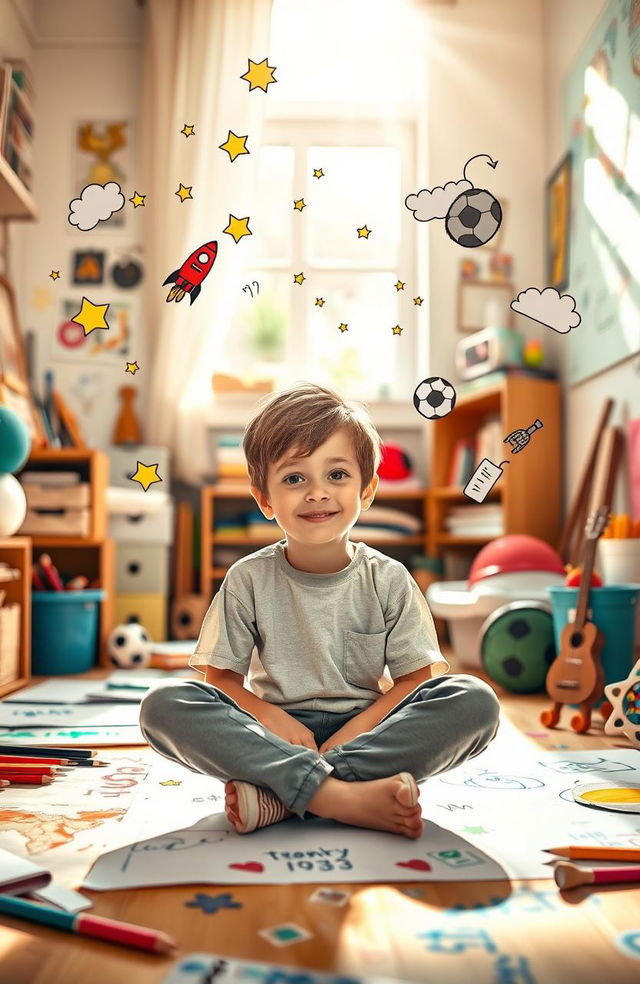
left=112, top=385, right=142, bottom=445
left=0, top=405, right=30, bottom=537
left=377, top=444, right=413, bottom=482
left=604, top=658, right=640, bottom=748
left=541, top=507, right=609, bottom=734
left=107, top=620, right=152, bottom=669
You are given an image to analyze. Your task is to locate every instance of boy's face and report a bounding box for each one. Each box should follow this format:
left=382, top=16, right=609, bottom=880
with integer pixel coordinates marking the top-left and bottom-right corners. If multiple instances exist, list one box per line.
left=251, top=427, right=378, bottom=546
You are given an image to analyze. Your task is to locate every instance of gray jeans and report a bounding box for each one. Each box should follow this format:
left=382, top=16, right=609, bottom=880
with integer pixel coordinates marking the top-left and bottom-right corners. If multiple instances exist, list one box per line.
left=139, top=674, right=500, bottom=819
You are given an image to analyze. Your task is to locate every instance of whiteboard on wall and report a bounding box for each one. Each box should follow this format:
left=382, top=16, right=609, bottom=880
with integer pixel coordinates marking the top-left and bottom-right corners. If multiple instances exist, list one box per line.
left=564, top=0, right=640, bottom=385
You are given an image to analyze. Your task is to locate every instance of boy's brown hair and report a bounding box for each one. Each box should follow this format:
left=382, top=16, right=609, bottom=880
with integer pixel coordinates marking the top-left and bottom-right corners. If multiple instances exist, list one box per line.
left=243, top=382, right=383, bottom=496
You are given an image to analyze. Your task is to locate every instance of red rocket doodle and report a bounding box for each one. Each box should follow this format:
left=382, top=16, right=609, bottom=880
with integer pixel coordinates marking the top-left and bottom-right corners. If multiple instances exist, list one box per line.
left=163, top=240, right=218, bottom=304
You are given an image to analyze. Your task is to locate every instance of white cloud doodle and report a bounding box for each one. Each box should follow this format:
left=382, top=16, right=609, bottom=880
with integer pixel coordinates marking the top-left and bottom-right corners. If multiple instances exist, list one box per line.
left=405, top=179, right=472, bottom=222
left=510, top=286, right=582, bottom=334
left=68, top=182, right=125, bottom=231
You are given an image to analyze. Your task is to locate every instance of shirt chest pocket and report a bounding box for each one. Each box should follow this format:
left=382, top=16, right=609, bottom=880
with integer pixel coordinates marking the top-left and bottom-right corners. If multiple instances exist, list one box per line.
left=343, top=630, right=387, bottom=690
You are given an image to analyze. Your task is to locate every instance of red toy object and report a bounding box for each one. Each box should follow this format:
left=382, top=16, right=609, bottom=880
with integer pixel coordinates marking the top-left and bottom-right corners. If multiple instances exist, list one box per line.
left=377, top=444, right=413, bottom=481
left=564, top=565, right=603, bottom=587
left=468, top=535, right=565, bottom=587
left=37, top=553, right=64, bottom=591
left=163, top=240, right=218, bottom=305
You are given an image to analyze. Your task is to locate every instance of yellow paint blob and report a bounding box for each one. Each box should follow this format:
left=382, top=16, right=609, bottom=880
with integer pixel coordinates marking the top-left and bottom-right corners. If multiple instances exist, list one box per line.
left=580, top=787, right=640, bottom=804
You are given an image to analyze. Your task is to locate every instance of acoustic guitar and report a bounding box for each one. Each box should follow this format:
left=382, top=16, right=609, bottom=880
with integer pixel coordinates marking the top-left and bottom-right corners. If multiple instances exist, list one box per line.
left=541, top=506, right=609, bottom=734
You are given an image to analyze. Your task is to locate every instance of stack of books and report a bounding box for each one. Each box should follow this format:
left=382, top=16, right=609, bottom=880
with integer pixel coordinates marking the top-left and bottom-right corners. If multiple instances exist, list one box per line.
left=0, top=60, right=34, bottom=191
left=353, top=505, right=423, bottom=541
left=444, top=503, right=504, bottom=538
left=216, top=435, right=249, bottom=484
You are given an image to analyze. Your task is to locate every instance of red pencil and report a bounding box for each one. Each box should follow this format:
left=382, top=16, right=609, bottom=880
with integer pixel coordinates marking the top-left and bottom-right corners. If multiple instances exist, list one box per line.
left=0, top=774, right=53, bottom=785
left=38, top=553, right=64, bottom=591
left=0, top=755, right=72, bottom=765
left=0, top=764, right=59, bottom=773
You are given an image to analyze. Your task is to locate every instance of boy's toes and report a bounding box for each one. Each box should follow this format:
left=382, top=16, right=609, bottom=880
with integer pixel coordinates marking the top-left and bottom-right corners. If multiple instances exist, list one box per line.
left=395, top=772, right=419, bottom=808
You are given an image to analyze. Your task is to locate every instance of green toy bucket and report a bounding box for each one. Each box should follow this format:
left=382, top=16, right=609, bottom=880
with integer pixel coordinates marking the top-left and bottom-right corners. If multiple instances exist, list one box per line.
left=31, top=590, right=105, bottom=675
left=548, top=585, right=640, bottom=688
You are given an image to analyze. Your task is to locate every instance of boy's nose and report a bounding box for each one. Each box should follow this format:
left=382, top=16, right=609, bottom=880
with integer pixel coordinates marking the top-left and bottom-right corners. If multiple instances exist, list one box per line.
left=306, top=485, right=330, bottom=500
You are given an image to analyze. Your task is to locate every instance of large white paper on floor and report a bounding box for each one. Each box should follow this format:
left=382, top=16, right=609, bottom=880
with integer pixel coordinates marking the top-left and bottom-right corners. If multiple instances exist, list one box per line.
left=0, top=725, right=146, bottom=746
left=2, top=671, right=195, bottom=705
left=82, top=722, right=640, bottom=890
left=0, top=701, right=141, bottom=727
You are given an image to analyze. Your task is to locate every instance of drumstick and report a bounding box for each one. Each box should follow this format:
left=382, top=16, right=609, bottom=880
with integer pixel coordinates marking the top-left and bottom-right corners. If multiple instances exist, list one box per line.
left=554, top=861, right=640, bottom=889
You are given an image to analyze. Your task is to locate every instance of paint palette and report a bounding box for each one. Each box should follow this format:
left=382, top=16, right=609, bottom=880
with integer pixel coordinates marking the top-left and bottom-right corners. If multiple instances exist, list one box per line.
left=572, top=781, right=640, bottom=813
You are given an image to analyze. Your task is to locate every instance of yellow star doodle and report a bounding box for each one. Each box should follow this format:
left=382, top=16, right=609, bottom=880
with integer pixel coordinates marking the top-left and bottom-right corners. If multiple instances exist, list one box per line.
left=394, top=280, right=406, bottom=291
left=293, top=272, right=306, bottom=285
left=129, top=191, right=146, bottom=208
left=413, top=296, right=423, bottom=306
left=160, top=780, right=182, bottom=786
left=315, top=297, right=325, bottom=307
left=49, top=270, right=60, bottom=281
left=131, top=461, right=162, bottom=492
left=175, top=183, right=193, bottom=203
left=219, top=130, right=249, bottom=162
left=181, top=124, right=195, bottom=138
left=357, top=225, right=371, bottom=238
left=293, top=199, right=306, bottom=211
left=313, top=168, right=324, bottom=179
left=241, top=57, right=277, bottom=92
left=391, top=325, right=403, bottom=335
left=223, top=214, right=252, bottom=243
left=337, top=323, right=348, bottom=333
left=125, top=361, right=140, bottom=374
left=71, top=296, right=110, bottom=335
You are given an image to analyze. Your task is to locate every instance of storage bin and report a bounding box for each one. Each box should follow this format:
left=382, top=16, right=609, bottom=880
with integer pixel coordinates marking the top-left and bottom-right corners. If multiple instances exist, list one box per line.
left=31, top=590, right=105, bottom=674
left=598, top=538, right=640, bottom=652
left=108, top=502, right=173, bottom=544
left=548, top=585, right=640, bottom=687
left=115, top=542, right=169, bottom=594
left=20, top=508, right=90, bottom=537
left=114, top=592, right=167, bottom=641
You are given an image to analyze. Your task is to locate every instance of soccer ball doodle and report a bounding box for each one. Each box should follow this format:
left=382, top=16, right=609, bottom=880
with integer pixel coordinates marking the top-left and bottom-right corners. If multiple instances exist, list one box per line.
left=413, top=376, right=457, bottom=420
left=445, top=188, right=502, bottom=248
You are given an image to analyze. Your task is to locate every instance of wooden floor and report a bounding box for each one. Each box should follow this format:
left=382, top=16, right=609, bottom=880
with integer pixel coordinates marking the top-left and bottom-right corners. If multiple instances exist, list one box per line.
left=1, top=652, right=639, bottom=984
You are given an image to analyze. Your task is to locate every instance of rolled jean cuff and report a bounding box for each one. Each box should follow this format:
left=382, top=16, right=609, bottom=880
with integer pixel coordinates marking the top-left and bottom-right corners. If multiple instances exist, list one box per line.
left=290, top=756, right=334, bottom=817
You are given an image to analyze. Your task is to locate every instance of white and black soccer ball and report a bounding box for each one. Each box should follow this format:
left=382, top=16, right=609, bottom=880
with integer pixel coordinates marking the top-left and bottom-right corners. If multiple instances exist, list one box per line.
left=445, top=188, right=502, bottom=248
left=413, top=376, right=457, bottom=420
left=107, top=621, right=152, bottom=669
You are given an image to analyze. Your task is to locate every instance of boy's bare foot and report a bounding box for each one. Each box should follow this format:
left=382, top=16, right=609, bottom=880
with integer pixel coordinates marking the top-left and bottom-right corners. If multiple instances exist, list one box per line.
left=306, top=773, right=424, bottom=839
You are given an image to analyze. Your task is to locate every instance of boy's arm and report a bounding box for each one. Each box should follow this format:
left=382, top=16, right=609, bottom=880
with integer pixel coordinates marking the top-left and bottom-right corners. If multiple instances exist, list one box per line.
left=203, top=665, right=287, bottom=727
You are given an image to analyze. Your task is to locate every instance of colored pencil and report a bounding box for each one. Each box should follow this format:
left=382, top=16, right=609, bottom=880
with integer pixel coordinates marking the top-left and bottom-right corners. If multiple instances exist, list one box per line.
left=554, top=861, right=640, bottom=890
left=0, top=764, right=59, bottom=773
left=544, top=846, right=640, bottom=862
left=0, top=780, right=9, bottom=787
left=0, top=774, right=53, bottom=785
left=0, top=894, right=178, bottom=954
left=0, top=745, right=95, bottom=758
left=0, top=755, right=73, bottom=765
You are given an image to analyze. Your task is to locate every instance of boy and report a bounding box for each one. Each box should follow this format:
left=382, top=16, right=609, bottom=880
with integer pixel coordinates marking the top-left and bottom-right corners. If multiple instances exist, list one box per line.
left=140, top=383, right=500, bottom=838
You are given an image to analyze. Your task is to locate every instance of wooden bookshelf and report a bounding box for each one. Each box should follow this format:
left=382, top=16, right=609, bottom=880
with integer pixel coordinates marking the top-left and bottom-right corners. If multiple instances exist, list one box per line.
left=427, top=374, right=562, bottom=555
left=0, top=536, right=31, bottom=697
left=19, top=448, right=114, bottom=663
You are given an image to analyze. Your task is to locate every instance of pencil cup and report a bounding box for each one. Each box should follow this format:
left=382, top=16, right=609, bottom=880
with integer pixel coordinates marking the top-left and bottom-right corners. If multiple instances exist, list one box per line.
left=598, top=539, right=640, bottom=652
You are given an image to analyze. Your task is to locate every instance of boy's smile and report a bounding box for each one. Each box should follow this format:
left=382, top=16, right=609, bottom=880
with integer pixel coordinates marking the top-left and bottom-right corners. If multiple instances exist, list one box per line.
left=250, top=427, right=378, bottom=573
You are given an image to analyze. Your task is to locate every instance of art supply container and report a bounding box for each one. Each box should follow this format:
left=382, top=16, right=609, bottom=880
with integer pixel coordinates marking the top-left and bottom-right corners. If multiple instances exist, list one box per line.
left=598, top=538, right=640, bottom=652
left=548, top=585, right=640, bottom=688
left=31, top=590, right=105, bottom=674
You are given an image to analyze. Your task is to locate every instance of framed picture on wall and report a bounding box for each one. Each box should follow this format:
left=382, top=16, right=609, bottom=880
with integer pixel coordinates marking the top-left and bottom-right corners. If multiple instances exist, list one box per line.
left=545, top=151, right=572, bottom=292
left=0, top=275, right=47, bottom=447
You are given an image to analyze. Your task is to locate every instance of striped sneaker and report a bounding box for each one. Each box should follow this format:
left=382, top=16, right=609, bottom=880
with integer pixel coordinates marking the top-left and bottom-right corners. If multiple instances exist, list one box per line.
left=225, top=780, right=294, bottom=834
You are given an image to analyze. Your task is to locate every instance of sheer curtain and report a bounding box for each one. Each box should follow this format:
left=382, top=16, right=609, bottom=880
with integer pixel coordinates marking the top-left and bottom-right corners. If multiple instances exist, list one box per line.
left=140, top=0, right=273, bottom=484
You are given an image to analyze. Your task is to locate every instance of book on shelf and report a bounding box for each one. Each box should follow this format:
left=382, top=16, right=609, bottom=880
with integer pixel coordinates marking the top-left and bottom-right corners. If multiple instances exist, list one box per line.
left=0, top=59, right=34, bottom=191
left=448, top=438, right=476, bottom=487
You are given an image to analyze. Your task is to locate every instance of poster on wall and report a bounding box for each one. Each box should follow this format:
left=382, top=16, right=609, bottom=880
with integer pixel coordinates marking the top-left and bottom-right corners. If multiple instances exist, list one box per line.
left=73, top=120, right=133, bottom=230
left=564, top=0, right=640, bottom=384
left=53, top=299, right=134, bottom=363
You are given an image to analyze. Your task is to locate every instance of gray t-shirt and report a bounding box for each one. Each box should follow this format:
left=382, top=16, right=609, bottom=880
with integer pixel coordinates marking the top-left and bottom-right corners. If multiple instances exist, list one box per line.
left=190, top=539, right=448, bottom=713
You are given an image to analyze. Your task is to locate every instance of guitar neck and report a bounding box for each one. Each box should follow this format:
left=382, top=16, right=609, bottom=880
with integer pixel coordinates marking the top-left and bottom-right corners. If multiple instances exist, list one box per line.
left=574, top=536, right=599, bottom=628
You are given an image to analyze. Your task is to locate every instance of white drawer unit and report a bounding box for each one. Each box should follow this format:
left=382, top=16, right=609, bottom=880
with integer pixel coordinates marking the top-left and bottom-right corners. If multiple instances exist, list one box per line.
left=115, top=542, right=169, bottom=594
left=108, top=502, right=174, bottom=544
left=107, top=445, right=171, bottom=492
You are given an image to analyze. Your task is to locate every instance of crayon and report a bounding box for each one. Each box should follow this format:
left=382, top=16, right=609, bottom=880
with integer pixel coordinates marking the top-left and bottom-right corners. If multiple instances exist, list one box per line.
left=544, top=845, right=640, bottom=862
left=0, top=894, right=178, bottom=954
left=554, top=861, right=640, bottom=889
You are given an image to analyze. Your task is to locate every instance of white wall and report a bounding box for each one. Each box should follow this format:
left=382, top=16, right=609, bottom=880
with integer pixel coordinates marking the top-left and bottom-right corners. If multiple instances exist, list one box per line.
left=7, top=0, right=145, bottom=450
left=543, top=0, right=639, bottom=514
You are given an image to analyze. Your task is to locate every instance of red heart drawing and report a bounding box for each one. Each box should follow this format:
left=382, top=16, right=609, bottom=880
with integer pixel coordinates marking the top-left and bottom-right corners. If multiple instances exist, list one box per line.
left=229, top=861, right=264, bottom=873
left=395, top=859, right=431, bottom=871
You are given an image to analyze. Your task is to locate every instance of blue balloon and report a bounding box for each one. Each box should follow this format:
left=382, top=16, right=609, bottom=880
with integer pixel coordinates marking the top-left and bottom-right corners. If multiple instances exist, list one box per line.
left=0, top=405, right=31, bottom=473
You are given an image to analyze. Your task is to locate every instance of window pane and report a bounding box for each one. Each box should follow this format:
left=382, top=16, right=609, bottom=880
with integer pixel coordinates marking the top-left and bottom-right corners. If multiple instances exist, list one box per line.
left=219, top=272, right=291, bottom=382
left=306, top=147, right=401, bottom=267
left=302, top=273, right=402, bottom=400
left=248, top=147, right=293, bottom=266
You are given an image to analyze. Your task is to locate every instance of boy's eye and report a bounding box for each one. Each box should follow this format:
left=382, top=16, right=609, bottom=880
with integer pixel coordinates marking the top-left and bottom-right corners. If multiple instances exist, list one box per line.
left=329, top=469, right=349, bottom=480
left=282, top=470, right=350, bottom=485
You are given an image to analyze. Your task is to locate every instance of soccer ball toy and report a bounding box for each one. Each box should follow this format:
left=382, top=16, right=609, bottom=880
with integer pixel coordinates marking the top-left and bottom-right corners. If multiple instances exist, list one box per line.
left=413, top=376, right=457, bottom=420
left=107, top=621, right=152, bottom=669
left=481, top=601, right=556, bottom=694
left=445, top=188, right=502, bottom=248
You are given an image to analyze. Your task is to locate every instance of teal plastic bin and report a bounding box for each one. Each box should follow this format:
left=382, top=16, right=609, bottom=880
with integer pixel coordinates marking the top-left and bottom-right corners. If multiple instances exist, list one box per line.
left=548, top=585, right=640, bottom=688
left=31, top=590, right=105, bottom=675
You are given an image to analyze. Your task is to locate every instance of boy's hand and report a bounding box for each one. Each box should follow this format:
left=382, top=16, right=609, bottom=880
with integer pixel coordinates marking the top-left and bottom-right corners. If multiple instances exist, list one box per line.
left=319, top=716, right=372, bottom=754
left=259, top=704, right=319, bottom=752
